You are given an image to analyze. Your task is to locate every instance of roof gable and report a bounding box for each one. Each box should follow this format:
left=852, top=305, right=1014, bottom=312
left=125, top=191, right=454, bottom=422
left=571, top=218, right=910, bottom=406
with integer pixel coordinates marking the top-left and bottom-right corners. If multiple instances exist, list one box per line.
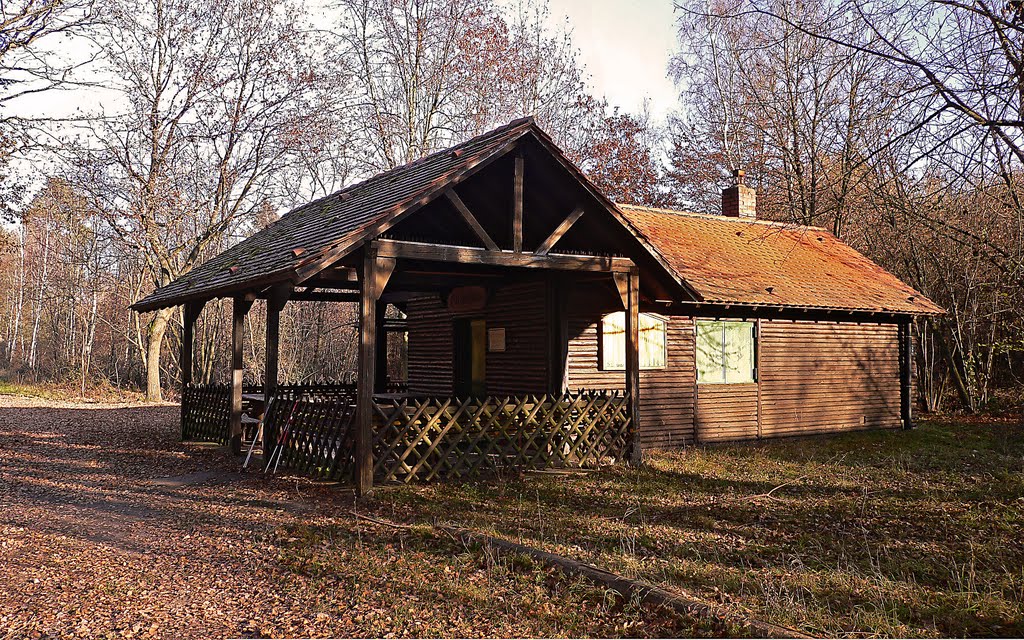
left=133, top=118, right=536, bottom=312
left=619, top=205, right=943, bottom=315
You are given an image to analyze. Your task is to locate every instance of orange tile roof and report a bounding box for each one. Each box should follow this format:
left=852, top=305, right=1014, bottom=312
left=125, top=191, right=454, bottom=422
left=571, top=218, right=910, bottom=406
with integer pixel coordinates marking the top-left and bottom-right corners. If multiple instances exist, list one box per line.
left=618, top=205, right=943, bottom=315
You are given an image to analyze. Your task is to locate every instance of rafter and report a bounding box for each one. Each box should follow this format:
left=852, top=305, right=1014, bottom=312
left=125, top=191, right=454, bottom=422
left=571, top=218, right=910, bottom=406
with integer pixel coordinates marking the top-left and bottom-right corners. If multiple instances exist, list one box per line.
left=535, top=206, right=585, bottom=256
left=444, top=189, right=499, bottom=251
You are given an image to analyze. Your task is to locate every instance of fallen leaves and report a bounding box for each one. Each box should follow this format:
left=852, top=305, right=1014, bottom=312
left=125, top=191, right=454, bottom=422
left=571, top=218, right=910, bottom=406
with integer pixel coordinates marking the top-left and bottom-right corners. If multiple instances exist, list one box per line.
left=0, top=395, right=693, bottom=639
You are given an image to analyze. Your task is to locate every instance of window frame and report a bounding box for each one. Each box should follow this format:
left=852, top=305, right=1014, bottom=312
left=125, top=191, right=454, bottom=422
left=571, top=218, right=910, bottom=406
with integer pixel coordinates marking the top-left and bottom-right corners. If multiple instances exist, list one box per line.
left=598, top=311, right=668, bottom=371
left=695, top=319, right=758, bottom=385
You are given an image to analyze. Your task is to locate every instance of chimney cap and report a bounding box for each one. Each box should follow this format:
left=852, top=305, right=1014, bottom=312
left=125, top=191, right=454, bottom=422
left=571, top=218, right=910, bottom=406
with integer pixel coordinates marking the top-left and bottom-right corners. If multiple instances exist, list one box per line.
left=732, top=168, right=746, bottom=185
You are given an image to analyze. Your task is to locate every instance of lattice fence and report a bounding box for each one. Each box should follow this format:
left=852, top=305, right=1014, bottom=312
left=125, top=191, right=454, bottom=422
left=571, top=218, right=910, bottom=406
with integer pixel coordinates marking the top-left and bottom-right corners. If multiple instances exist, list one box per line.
left=180, top=382, right=353, bottom=445
left=181, top=384, right=232, bottom=444
left=261, top=386, right=358, bottom=480
left=371, top=390, right=632, bottom=483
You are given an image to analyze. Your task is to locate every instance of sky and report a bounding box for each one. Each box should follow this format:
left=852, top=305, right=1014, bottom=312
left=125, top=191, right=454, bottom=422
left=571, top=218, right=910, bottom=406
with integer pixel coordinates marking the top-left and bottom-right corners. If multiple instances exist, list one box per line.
left=542, top=0, right=681, bottom=118
left=17, top=0, right=683, bottom=122
left=3, top=0, right=683, bottom=218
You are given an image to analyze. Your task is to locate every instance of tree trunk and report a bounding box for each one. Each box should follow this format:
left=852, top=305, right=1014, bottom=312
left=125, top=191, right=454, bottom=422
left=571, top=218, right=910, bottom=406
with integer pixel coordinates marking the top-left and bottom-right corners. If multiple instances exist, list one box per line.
left=146, top=307, right=174, bottom=401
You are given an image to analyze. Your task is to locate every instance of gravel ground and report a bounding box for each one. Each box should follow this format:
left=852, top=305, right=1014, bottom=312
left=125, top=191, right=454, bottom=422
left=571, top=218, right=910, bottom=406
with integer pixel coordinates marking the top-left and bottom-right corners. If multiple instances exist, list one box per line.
left=0, top=395, right=691, bottom=639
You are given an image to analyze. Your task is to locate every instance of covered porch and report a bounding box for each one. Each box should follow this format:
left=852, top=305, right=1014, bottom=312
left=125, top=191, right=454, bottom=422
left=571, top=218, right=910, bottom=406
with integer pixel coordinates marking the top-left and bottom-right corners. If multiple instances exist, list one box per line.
left=140, top=120, right=686, bottom=493
left=177, top=242, right=642, bottom=494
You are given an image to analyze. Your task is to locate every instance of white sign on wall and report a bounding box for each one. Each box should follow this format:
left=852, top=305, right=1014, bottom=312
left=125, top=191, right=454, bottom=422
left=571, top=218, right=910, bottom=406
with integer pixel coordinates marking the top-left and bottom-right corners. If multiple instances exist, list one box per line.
left=487, top=327, right=506, bottom=352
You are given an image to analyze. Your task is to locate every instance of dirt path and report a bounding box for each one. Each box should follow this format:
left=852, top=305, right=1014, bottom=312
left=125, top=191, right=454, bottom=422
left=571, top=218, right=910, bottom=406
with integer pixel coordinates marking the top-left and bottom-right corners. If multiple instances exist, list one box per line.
left=0, top=396, right=683, bottom=639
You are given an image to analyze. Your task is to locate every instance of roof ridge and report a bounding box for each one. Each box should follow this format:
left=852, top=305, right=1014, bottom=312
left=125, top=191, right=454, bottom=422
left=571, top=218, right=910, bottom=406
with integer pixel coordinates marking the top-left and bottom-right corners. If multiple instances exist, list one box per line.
left=283, top=117, right=537, bottom=220
left=617, top=203, right=829, bottom=233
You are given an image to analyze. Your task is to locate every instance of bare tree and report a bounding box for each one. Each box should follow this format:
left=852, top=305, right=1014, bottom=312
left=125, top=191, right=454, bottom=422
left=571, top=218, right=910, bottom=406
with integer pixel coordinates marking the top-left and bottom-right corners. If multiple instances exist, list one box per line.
left=669, top=0, right=906, bottom=232
left=72, top=0, right=349, bottom=400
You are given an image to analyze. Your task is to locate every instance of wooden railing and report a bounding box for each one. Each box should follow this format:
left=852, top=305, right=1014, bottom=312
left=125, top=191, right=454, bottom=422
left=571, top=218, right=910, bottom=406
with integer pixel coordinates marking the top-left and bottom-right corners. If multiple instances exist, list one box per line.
left=371, top=391, right=632, bottom=483
left=182, top=384, right=632, bottom=484
left=262, top=388, right=358, bottom=480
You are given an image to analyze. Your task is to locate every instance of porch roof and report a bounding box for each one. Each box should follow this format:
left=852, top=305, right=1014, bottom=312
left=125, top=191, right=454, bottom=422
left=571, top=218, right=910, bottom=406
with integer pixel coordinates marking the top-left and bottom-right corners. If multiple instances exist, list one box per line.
left=619, top=205, right=943, bottom=316
left=132, top=118, right=540, bottom=312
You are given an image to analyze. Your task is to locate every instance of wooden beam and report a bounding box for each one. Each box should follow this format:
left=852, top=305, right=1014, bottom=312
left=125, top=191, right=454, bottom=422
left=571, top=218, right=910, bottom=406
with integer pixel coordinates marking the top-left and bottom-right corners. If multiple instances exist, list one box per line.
left=445, top=189, right=499, bottom=251
left=230, top=296, right=254, bottom=455
left=374, top=239, right=634, bottom=272
left=180, top=300, right=204, bottom=440
left=513, top=151, right=524, bottom=252
left=900, top=319, right=914, bottom=430
left=355, top=248, right=395, bottom=496
left=535, top=207, right=585, bottom=256
left=623, top=271, right=641, bottom=466
left=263, top=283, right=291, bottom=458
left=316, top=267, right=359, bottom=284
left=290, top=290, right=359, bottom=303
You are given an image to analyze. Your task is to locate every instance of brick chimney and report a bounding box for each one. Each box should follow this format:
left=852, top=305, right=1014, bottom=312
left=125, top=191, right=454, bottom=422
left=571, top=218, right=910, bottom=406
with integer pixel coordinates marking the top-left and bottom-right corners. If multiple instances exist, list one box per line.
left=722, top=169, right=756, bottom=219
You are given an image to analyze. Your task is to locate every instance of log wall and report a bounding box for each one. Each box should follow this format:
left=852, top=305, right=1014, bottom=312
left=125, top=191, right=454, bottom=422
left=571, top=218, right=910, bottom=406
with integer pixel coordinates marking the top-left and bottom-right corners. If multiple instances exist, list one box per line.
left=694, top=383, right=758, bottom=442
left=564, top=286, right=696, bottom=448
left=407, top=280, right=904, bottom=447
left=406, top=281, right=550, bottom=396
left=757, top=319, right=902, bottom=437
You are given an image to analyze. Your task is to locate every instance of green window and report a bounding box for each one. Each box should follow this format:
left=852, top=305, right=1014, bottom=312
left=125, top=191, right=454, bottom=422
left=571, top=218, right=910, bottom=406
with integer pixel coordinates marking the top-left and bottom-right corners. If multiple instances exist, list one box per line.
left=601, top=312, right=667, bottom=370
left=696, top=320, right=756, bottom=384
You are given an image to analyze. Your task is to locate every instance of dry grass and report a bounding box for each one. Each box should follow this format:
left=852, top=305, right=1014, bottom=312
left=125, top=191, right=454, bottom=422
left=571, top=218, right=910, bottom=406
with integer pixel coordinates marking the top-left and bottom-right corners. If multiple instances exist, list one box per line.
left=367, top=416, right=1024, bottom=638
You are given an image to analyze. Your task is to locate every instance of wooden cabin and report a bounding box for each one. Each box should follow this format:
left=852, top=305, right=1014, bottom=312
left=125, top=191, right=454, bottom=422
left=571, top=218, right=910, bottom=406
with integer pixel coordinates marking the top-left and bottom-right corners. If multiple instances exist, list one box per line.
left=132, top=118, right=942, bottom=491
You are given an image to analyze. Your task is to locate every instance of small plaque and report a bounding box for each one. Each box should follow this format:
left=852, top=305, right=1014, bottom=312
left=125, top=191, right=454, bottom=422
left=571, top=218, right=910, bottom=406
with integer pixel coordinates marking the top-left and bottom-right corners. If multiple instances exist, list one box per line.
left=488, top=327, right=506, bottom=352
left=447, top=285, right=487, bottom=312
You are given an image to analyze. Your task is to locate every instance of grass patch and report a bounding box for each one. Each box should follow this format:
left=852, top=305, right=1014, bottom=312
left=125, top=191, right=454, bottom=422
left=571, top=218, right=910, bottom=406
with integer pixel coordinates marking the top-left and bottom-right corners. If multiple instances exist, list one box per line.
left=364, top=416, right=1024, bottom=638
left=266, top=518, right=709, bottom=637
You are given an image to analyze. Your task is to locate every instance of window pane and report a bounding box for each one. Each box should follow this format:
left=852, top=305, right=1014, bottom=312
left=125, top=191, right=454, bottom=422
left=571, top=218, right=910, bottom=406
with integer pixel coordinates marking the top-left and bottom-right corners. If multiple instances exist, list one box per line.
left=601, top=312, right=625, bottom=370
left=696, top=320, right=724, bottom=383
left=639, top=314, right=666, bottom=368
left=602, top=312, right=666, bottom=370
left=723, top=321, right=754, bottom=383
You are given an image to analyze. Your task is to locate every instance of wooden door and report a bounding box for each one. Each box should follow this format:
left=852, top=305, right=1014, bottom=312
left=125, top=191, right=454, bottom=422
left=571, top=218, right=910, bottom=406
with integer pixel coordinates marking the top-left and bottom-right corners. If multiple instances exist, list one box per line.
left=454, top=318, right=486, bottom=397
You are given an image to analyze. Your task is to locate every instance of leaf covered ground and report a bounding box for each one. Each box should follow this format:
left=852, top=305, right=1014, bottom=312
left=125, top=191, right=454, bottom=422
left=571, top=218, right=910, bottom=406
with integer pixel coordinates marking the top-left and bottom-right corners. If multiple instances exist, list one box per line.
left=2, top=395, right=1021, bottom=638
left=0, top=395, right=704, bottom=639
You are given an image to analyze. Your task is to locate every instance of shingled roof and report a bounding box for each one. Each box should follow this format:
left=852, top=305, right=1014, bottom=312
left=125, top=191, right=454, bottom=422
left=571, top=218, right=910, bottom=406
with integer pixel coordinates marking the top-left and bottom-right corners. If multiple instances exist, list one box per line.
left=132, top=118, right=538, bottom=312
left=618, top=205, right=943, bottom=315
left=133, top=116, right=940, bottom=318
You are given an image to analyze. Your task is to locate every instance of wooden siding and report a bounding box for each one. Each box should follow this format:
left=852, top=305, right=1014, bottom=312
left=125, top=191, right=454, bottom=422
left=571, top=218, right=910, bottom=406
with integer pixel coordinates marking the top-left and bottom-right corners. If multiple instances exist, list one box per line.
left=565, top=285, right=695, bottom=448
left=408, top=282, right=904, bottom=447
left=485, top=282, right=550, bottom=394
left=406, top=296, right=454, bottom=395
left=695, top=383, right=758, bottom=442
left=406, top=281, right=549, bottom=397
left=758, top=320, right=902, bottom=437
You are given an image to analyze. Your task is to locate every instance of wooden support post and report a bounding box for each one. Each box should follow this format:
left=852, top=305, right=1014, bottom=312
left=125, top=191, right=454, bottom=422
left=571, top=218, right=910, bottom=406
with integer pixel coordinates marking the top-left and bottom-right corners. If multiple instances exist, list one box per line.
left=264, top=283, right=291, bottom=456
left=355, top=248, right=396, bottom=495
left=230, top=295, right=254, bottom=455
left=900, top=319, right=914, bottom=430
left=180, top=301, right=203, bottom=440
left=513, top=151, right=524, bottom=252
left=615, top=271, right=641, bottom=465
